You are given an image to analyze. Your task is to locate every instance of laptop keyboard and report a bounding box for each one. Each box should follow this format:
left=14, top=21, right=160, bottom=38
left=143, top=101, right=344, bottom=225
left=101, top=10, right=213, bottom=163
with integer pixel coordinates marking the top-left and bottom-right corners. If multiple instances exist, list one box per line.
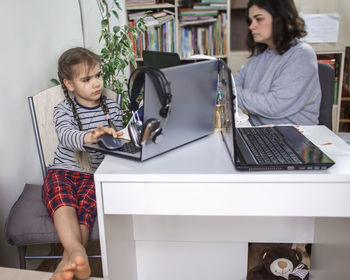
left=239, top=127, right=302, bottom=164
left=119, top=141, right=141, bottom=154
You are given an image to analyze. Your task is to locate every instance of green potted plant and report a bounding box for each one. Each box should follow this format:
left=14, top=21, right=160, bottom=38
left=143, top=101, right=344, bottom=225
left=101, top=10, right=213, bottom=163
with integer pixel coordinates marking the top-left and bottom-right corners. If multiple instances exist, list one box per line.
left=97, top=0, right=147, bottom=126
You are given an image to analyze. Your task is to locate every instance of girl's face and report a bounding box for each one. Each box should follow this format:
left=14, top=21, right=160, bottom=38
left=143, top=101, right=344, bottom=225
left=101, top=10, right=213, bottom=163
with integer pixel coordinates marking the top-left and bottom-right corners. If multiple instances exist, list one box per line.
left=248, top=5, right=275, bottom=49
left=64, top=62, right=103, bottom=107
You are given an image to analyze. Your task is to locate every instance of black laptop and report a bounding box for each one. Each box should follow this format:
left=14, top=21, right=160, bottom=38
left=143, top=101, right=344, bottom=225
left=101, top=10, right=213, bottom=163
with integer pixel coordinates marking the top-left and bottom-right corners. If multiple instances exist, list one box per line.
left=142, top=50, right=181, bottom=69
left=220, top=65, right=335, bottom=171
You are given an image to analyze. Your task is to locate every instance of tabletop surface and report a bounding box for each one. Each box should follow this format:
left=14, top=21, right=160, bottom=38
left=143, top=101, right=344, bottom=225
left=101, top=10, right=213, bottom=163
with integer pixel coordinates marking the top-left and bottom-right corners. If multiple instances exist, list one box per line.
left=95, top=126, right=350, bottom=183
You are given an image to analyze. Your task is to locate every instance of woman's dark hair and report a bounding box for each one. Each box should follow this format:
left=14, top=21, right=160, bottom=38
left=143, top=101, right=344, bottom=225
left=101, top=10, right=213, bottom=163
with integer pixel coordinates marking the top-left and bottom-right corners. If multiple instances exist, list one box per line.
left=246, top=0, right=307, bottom=56
left=57, top=47, right=116, bottom=131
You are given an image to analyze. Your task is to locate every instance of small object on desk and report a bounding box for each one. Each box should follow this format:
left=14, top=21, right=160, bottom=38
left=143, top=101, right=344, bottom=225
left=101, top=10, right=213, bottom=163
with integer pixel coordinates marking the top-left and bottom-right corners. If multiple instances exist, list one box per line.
left=97, top=134, right=123, bottom=150
left=235, top=107, right=249, bottom=126
left=215, top=104, right=226, bottom=131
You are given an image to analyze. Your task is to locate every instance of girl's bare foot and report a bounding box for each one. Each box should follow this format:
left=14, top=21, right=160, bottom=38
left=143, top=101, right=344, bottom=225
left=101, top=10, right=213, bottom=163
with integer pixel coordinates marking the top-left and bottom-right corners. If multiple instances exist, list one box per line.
left=69, top=250, right=91, bottom=280
left=50, top=255, right=74, bottom=280
left=50, top=270, right=74, bottom=280
left=50, top=248, right=90, bottom=280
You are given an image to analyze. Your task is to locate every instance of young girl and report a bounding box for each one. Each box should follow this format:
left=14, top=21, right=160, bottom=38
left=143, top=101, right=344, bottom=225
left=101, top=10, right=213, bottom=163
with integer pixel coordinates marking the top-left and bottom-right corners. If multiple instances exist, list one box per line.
left=42, top=47, right=123, bottom=280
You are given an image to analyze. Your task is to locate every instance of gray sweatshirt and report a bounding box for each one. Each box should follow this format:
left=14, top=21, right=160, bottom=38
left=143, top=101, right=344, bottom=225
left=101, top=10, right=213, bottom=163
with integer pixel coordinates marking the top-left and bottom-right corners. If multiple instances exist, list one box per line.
left=235, top=40, right=321, bottom=126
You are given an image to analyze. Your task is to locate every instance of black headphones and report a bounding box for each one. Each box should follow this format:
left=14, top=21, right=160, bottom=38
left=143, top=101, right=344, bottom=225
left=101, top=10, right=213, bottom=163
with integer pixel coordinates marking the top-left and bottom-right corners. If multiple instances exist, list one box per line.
left=127, top=66, right=172, bottom=147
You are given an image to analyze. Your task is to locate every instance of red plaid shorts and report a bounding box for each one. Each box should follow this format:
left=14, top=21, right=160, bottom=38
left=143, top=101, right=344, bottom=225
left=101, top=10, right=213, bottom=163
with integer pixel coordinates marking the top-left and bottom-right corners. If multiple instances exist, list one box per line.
left=42, top=169, right=96, bottom=232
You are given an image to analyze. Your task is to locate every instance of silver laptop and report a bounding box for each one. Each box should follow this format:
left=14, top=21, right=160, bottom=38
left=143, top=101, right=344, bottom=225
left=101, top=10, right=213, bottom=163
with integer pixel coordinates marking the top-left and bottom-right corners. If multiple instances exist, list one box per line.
left=86, top=59, right=218, bottom=161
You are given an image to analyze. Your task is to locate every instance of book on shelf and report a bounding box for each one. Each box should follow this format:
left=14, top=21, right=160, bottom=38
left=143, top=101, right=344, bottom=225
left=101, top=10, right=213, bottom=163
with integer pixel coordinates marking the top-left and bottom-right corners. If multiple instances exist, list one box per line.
left=179, top=12, right=226, bottom=57
left=317, top=56, right=340, bottom=104
left=129, top=10, right=175, bottom=27
left=163, top=9, right=175, bottom=15
left=192, top=2, right=227, bottom=10
left=152, top=11, right=167, bottom=18
left=209, top=3, right=227, bottom=7
left=128, top=11, right=149, bottom=21
left=342, top=47, right=350, bottom=97
left=129, top=17, right=175, bottom=58
left=156, top=14, right=174, bottom=25
left=179, top=17, right=217, bottom=27
left=179, top=8, right=218, bottom=17
left=126, top=0, right=156, bottom=8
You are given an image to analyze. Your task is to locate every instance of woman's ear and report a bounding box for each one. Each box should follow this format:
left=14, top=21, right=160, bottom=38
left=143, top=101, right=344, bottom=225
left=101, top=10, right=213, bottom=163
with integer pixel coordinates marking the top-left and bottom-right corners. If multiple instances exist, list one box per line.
left=63, top=78, right=74, bottom=92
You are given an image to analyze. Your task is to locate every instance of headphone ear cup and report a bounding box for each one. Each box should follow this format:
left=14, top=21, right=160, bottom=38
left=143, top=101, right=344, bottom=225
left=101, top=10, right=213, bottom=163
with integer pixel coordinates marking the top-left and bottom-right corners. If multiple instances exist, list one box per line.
left=128, top=118, right=142, bottom=148
left=140, top=118, right=160, bottom=145
left=151, top=126, right=164, bottom=144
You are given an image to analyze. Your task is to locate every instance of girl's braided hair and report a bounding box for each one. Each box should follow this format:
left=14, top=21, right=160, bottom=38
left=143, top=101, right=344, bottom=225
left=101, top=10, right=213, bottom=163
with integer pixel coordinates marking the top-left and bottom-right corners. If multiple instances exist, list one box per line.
left=57, top=47, right=117, bottom=171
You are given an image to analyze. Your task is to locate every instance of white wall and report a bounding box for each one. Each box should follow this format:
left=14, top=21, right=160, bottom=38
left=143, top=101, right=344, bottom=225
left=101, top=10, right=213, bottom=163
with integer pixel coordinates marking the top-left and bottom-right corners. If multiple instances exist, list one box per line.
left=0, top=0, right=105, bottom=268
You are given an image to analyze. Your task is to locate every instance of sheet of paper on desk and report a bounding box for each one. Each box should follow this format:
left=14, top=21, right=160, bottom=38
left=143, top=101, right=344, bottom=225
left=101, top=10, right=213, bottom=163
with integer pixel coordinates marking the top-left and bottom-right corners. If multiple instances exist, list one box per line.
left=301, top=13, right=340, bottom=43
left=118, top=126, right=131, bottom=141
left=298, top=126, right=350, bottom=156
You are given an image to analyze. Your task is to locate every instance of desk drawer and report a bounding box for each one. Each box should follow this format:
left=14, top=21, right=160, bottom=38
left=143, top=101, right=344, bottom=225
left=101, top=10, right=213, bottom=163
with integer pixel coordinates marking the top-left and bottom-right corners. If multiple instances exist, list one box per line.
left=101, top=181, right=350, bottom=216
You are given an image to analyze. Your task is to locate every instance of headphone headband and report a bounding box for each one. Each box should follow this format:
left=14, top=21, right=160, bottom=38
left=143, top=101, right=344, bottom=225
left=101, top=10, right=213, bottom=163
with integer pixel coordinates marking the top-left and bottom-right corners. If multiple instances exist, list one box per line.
left=128, top=67, right=172, bottom=113
left=127, top=66, right=173, bottom=147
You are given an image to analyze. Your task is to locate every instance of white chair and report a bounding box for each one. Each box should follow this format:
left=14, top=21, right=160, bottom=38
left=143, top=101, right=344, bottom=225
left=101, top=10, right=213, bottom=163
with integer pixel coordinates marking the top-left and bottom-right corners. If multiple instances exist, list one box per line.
left=5, top=85, right=119, bottom=269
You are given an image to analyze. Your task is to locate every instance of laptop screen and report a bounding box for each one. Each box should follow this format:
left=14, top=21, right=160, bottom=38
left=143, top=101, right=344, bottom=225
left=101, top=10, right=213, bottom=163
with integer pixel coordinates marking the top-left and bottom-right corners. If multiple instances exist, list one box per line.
left=220, top=64, right=236, bottom=164
left=142, top=50, right=181, bottom=69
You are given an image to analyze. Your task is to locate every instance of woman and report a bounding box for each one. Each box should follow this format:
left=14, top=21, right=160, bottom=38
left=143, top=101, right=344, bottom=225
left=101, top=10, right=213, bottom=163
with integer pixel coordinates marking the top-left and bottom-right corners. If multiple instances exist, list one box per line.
left=235, top=0, right=321, bottom=126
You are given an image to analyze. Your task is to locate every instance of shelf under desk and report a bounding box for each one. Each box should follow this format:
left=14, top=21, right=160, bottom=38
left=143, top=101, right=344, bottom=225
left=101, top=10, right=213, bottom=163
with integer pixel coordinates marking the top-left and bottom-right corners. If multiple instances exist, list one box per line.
left=94, top=125, right=350, bottom=280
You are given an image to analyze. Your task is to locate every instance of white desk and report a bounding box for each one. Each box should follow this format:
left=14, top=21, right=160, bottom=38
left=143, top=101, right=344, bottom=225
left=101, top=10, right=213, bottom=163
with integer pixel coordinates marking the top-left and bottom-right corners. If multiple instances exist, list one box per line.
left=94, top=126, right=350, bottom=280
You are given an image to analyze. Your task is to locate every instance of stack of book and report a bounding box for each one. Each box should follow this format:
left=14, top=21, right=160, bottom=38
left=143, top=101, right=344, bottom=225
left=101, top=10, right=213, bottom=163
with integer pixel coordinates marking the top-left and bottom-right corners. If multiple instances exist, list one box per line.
left=128, top=10, right=175, bottom=58
left=126, top=0, right=156, bottom=8
left=179, top=8, right=218, bottom=27
left=192, top=1, right=227, bottom=10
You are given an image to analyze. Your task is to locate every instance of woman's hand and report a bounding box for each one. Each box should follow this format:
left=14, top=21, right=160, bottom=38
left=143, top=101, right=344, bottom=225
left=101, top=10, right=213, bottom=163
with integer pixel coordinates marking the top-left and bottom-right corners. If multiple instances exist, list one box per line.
left=84, top=124, right=124, bottom=144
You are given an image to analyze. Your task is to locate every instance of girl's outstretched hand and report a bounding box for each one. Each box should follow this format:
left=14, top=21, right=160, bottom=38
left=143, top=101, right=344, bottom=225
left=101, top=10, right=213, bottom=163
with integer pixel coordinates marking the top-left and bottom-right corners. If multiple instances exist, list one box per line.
left=84, top=124, right=123, bottom=144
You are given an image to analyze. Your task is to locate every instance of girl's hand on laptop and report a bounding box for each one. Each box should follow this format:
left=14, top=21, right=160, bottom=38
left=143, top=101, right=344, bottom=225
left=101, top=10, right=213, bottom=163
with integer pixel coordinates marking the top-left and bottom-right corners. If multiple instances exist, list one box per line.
left=84, top=124, right=123, bottom=144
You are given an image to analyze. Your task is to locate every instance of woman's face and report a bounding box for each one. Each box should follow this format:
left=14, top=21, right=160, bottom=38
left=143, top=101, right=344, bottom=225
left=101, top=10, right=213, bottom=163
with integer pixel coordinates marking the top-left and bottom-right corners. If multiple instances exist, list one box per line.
left=248, top=5, right=275, bottom=49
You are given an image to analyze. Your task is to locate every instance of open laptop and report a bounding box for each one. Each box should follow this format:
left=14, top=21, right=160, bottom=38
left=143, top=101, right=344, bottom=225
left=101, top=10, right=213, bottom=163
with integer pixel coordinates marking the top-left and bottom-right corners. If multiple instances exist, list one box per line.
left=221, top=65, right=335, bottom=171
left=142, top=50, right=181, bottom=68
left=86, top=59, right=218, bottom=161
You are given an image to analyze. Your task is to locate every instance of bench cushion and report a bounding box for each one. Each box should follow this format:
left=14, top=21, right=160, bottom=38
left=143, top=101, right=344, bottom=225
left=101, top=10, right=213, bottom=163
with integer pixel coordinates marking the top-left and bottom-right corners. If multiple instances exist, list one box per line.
left=5, top=184, right=99, bottom=247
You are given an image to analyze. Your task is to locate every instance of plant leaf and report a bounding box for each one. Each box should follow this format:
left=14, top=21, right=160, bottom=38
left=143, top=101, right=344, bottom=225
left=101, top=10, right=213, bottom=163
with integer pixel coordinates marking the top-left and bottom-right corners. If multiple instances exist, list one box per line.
left=50, top=78, right=60, bottom=85
left=112, top=10, right=119, bottom=20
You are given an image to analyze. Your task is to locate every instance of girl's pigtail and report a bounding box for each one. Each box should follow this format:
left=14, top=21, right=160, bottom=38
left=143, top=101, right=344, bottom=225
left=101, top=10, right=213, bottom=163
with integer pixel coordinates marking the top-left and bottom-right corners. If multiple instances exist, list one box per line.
left=59, top=72, right=92, bottom=172
left=100, top=94, right=118, bottom=131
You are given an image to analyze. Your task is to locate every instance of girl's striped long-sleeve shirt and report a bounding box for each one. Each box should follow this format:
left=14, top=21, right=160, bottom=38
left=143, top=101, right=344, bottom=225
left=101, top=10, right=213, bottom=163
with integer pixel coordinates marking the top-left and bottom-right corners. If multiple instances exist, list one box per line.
left=49, top=95, right=123, bottom=173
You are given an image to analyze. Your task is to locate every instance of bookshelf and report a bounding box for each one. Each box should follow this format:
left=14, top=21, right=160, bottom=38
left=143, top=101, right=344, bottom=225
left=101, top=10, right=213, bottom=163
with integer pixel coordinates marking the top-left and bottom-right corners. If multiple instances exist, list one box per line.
left=126, top=1, right=178, bottom=60
left=126, top=0, right=232, bottom=61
